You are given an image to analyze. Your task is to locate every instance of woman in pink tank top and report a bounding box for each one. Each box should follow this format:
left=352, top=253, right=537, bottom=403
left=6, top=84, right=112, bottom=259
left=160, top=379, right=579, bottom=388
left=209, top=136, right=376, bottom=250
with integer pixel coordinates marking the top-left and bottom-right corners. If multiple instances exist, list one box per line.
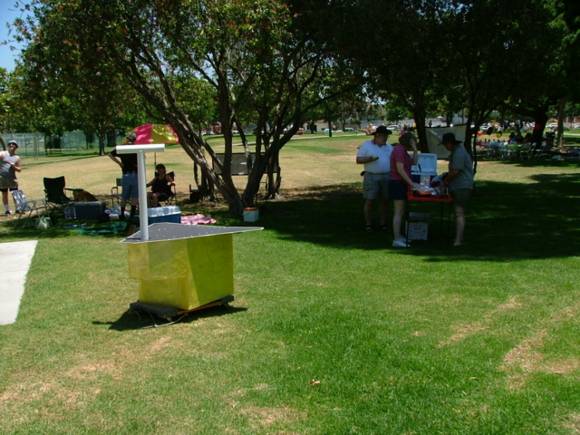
left=389, top=133, right=419, bottom=248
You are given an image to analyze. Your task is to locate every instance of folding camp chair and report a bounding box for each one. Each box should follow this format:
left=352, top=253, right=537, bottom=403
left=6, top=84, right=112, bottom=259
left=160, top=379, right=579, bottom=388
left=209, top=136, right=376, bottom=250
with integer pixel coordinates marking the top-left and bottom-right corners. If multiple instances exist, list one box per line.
left=11, top=189, right=46, bottom=225
left=43, top=176, right=80, bottom=214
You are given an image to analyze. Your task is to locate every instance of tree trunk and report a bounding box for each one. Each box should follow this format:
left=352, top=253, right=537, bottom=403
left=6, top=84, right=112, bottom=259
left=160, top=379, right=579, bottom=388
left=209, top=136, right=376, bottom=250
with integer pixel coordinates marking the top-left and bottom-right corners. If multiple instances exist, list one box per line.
left=242, top=155, right=268, bottom=206
left=193, top=160, right=215, bottom=201
left=556, top=97, right=566, bottom=148
left=171, top=122, right=244, bottom=216
left=327, top=119, right=332, bottom=138
left=98, top=131, right=106, bottom=156
left=532, top=109, right=548, bottom=149
left=412, top=105, right=428, bottom=153
left=265, top=149, right=281, bottom=199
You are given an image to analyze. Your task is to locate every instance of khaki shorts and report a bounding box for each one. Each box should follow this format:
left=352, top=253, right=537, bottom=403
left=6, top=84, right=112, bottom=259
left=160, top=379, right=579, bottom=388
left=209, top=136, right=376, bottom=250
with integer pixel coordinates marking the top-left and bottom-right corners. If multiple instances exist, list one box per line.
left=451, top=188, right=472, bottom=207
left=363, top=173, right=390, bottom=200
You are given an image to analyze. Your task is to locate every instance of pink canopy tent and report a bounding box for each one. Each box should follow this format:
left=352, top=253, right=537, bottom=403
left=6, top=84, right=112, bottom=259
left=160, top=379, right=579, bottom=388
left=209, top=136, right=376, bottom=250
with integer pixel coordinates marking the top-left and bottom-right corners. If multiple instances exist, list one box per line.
left=132, top=124, right=179, bottom=166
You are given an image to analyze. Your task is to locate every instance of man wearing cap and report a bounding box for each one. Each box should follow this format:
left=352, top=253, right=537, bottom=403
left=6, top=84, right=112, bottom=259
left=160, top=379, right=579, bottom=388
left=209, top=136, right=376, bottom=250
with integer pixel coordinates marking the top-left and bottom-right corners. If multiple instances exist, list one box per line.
left=0, top=141, right=22, bottom=215
left=356, top=126, right=393, bottom=231
left=109, top=132, right=139, bottom=220
left=442, top=132, right=474, bottom=246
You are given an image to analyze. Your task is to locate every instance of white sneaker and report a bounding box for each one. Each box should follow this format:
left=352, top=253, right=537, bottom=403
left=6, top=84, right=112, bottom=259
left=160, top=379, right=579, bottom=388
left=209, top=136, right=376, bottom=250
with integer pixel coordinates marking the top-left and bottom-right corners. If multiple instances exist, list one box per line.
left=392, top=238, right=409, bottom=248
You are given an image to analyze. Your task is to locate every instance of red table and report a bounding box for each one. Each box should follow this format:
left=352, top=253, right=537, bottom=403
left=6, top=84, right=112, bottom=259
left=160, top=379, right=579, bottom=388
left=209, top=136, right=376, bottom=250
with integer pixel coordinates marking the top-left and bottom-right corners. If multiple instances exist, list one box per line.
left=406, top=188, right=453, bottom=243
left=407, top=187, right=452, bottom=204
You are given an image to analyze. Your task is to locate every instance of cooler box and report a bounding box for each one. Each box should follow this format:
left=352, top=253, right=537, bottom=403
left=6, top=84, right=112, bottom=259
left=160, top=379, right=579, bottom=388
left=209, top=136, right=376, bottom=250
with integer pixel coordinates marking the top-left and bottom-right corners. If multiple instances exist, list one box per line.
left=147, top=206, right=181, bottom=224
left=412, top=153, right=438, bottom=184
left=64, top=201, right=107, bottom=221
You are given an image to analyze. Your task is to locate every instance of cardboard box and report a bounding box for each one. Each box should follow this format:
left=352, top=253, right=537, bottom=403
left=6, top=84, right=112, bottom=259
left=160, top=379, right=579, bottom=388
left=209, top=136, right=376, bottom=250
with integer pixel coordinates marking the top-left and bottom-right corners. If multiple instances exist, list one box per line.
left=406, top=212, right=430, bottom=241
left=406, top=222, right=429, bottom=240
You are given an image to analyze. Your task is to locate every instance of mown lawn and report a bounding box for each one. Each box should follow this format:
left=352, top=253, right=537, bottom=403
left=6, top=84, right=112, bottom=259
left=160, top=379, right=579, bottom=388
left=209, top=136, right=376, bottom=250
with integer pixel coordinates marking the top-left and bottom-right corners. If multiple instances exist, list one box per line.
left=0, top=138, right=578, bottom=433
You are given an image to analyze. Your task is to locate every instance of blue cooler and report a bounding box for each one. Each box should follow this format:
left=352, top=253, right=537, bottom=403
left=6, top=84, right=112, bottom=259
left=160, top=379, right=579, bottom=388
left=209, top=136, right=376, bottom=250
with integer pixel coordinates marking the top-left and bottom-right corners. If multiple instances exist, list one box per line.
left=147, top=206, right=181, bottom=224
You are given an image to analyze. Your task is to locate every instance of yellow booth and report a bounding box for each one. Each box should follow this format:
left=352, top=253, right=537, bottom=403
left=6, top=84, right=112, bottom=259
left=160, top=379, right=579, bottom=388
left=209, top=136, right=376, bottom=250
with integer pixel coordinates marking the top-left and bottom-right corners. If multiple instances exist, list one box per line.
left=123, top=223, right=261, bottom=311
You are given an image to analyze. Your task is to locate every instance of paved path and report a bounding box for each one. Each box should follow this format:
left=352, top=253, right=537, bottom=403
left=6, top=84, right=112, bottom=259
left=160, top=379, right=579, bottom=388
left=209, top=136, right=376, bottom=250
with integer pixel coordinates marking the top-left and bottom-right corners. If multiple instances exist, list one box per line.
left=0, top=240, right=38, bottom=325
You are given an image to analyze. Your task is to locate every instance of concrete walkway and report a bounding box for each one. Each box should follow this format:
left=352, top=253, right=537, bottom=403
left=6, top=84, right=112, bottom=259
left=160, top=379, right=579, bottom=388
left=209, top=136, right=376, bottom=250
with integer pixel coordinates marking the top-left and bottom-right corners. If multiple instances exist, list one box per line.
left=0, top=240, right=38, bottom=325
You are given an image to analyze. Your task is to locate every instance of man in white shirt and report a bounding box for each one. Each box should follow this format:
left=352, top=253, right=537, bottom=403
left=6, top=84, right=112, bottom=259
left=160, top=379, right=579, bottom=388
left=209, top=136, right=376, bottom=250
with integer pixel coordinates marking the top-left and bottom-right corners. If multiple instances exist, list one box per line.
left=356, top=126, right=393, bottom=231
left=0, top=141, right=22, bottom=215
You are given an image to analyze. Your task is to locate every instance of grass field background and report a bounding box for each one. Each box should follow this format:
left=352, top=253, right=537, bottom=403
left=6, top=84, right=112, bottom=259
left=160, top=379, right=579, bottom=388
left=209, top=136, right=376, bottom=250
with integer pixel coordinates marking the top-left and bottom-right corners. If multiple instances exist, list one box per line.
left=0, top=135, right=578, bottom=433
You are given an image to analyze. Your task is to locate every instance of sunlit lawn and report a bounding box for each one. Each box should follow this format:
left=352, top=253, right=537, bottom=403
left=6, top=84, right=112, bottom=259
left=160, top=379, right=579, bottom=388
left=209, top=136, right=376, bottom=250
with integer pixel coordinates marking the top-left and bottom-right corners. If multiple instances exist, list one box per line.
left=0, top=136, right=578, bottom=433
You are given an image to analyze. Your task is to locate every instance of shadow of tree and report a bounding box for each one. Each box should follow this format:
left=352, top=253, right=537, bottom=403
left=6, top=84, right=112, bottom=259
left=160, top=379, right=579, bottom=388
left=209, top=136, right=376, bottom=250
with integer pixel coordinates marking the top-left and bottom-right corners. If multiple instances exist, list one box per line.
left=0, top=217, right=132, bottom=241
left=495, top=159, right=580, bottom=169
left=258, top=172, right=580, bottom=261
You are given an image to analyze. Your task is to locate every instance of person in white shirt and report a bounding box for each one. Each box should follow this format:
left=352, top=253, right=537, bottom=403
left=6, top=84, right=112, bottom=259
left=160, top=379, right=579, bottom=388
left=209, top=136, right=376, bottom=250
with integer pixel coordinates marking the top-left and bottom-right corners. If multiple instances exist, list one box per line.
left=356, top=126, right=393, bottom=231
left=0, top=141, right=22, bottom=215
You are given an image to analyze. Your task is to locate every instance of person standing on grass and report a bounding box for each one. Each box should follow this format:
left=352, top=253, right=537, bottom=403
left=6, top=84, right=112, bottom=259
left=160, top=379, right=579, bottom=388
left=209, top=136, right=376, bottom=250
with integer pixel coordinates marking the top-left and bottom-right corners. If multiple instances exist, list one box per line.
left=389, top=132, right=420, bottom=248
left=0, top=141, right=22, bottom=215
left=442, top=132, right=474, bottom=247
left=356, top=126, right=393, bottom=231
left=109, top=132, right=139, bottom=220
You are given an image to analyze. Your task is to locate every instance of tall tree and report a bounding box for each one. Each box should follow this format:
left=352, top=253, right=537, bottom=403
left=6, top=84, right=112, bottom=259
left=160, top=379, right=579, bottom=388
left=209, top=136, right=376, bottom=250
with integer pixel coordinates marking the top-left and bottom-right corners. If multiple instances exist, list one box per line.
left=17, top=0, right=349, bottom=214
left=301, top=0, right=447, bottom=151
left=14, top=2, right=148, bottom=154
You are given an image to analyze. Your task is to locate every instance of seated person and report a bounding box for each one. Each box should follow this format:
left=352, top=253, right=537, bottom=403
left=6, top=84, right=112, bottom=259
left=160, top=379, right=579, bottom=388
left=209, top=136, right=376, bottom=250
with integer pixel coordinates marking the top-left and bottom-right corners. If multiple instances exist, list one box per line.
left=147, top=164, right=175, bottom=206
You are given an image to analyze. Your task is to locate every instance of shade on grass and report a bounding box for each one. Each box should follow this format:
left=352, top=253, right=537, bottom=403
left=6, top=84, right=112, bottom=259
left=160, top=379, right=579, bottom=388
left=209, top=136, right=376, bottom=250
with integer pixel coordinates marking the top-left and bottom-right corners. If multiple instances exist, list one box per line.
left=0, top=160, right=578, bottom=433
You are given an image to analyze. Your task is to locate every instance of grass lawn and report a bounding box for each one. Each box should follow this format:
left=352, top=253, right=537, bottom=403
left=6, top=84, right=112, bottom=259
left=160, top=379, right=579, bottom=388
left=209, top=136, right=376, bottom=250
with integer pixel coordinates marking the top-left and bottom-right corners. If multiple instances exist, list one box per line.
left=0, top=136, right=578, bottom=433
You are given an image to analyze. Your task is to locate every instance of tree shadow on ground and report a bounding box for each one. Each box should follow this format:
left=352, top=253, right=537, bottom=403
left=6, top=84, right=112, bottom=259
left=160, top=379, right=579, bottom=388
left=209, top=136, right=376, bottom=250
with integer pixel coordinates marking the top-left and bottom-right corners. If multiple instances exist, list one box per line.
left=0, top=217, right=133, bottom=241
left=494, top=159, right=580, bottom=169
left=93, top=304, right=248, bottom=331
left=260, top=172, right=580, bottom=261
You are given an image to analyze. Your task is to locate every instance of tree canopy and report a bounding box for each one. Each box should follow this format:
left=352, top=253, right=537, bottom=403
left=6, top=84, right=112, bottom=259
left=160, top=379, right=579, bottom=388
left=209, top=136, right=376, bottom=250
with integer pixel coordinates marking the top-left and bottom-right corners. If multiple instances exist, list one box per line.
left=5, top=0, right=578, bottom=213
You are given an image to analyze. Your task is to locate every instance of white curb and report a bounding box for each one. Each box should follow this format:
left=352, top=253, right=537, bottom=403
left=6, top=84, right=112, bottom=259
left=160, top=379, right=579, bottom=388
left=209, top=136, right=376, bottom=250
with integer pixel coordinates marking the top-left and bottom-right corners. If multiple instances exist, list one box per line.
left=0, top=240, right=38, bottom=325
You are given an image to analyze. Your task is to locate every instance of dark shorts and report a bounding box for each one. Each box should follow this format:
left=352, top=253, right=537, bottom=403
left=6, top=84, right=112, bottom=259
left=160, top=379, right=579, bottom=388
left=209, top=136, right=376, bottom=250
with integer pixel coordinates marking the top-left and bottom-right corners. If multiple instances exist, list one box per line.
left=451, top=188, right=472, bottom=207
left=0, top=176, right=17, bottom=191
left=155, top=192, right=171, bottom=202
left=363, top=173, right=389, bottom=200
left=388, top=180, right=408, bottom=200
left=121, top=172, right=139, bottom=201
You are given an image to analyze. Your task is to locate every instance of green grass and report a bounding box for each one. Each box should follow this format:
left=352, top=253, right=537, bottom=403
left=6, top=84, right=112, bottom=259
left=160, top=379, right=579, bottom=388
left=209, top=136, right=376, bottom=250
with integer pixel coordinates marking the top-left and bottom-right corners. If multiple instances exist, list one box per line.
left=0, top=142, right=579, bottom=433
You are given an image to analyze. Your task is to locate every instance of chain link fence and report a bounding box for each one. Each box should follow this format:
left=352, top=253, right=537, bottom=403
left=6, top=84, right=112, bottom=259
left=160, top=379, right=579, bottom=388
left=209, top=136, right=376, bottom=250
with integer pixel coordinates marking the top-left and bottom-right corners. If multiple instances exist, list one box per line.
left=0, top=130, right=122, bottom=157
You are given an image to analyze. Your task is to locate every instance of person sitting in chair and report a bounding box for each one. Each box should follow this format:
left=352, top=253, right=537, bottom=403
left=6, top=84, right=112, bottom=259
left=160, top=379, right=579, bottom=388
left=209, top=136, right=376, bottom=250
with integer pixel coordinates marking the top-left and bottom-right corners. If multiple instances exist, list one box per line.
left=147, top=164, right=175, bottom=206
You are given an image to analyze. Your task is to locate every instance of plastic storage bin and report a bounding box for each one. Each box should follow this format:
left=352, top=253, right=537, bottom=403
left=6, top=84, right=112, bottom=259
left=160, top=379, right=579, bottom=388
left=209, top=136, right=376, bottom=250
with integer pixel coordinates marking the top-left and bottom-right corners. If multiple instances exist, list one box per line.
left=243, top=207, right=259, bottom=223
